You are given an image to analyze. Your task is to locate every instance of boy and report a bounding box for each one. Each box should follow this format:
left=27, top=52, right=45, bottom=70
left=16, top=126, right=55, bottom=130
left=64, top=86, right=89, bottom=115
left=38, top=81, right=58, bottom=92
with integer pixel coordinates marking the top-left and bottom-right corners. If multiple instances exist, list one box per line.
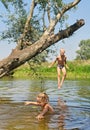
left=49, top=48, right=69, bottom=89
left=25, top=93, right=54, bottom=120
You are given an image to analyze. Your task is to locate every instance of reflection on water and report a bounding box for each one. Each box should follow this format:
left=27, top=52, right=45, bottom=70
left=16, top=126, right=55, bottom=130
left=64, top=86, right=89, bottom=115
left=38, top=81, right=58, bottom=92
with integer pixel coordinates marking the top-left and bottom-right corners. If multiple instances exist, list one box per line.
left=0, top=79, right=90, bottom=130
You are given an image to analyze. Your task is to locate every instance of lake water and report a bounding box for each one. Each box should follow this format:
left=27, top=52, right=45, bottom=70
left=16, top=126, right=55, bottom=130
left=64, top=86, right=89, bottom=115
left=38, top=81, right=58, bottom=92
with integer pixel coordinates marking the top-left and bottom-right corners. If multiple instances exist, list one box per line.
left=0, top=79, right=90, bottom=130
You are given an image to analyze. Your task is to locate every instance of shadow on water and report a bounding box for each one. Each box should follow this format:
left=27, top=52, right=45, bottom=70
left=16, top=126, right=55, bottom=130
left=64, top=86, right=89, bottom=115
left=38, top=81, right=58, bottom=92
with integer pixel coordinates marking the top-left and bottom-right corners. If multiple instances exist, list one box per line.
left=0, top=79, right=90, bottom=130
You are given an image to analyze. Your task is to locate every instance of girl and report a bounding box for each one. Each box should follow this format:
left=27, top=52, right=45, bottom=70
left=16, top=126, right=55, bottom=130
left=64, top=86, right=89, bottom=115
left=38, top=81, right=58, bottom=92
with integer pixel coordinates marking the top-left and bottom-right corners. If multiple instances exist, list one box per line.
left=25, top=93, right=54, bottom=120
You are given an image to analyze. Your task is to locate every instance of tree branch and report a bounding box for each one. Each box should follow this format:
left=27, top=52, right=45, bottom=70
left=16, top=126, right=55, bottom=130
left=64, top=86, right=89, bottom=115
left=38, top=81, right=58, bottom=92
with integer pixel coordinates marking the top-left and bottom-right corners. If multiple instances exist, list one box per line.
left=42, top=9, right=46, bottom=31
left=56, top=0, right=81, bottom=22
left=47, top=0, right=51, bottom=23
left=52, top=19, right=85, bottom=43
left=44, top=0, right=81, bottom=35
left=23, top=0, right=35, bottom=36
left=17, top=0, right=35, bottom=49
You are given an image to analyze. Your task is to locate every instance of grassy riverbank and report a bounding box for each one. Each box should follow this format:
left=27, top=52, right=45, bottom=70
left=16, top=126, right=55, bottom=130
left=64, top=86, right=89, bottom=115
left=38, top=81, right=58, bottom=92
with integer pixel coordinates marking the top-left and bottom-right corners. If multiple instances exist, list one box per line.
left=13, top=60, right=90, bottom=80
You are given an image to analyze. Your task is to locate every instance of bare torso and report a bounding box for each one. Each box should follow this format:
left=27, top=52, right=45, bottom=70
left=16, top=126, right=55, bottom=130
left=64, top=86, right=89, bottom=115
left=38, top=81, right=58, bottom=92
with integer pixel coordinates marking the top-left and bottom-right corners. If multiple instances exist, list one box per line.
left=56, top=55, right=66, bottom=66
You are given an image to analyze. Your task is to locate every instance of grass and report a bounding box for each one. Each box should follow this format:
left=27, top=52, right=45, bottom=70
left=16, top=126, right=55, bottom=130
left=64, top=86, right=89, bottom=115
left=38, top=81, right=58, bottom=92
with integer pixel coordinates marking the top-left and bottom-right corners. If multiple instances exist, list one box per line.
left=13, top=60, right=90, bottom=80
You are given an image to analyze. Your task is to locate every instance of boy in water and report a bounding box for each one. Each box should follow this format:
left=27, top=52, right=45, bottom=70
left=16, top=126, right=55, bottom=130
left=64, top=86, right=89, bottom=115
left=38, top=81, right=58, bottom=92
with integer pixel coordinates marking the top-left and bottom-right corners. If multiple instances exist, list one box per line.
left=49, top=48, right=69, bottom=89
left=25, top=93, right=54, bottom=120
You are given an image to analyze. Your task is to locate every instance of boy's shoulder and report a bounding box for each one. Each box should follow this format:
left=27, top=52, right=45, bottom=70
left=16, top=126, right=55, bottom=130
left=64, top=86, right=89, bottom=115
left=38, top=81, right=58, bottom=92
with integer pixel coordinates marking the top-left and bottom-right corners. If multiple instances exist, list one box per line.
left=56, top=55, right=60, bottom=59
left=64, top=55, right=67, bottom=59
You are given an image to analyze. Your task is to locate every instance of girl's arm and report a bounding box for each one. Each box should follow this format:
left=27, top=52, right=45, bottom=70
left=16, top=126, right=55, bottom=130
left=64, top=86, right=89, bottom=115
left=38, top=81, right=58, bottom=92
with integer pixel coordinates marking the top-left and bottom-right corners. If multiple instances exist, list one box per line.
left=48, top=105, right=54, bottom=113
left=36, top=104, right=54, bottom=120
left=36, top=105, right=49, bottom=119
left=25, top=101, right=40, bottom=106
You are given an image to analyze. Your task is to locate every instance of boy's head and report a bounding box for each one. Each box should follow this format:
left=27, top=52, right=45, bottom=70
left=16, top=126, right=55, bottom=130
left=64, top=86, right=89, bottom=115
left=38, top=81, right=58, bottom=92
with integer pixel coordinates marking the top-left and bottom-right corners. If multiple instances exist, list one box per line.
left=37, top=93, right=49, bottom=103
left=60, top=48, right=65, bottom=56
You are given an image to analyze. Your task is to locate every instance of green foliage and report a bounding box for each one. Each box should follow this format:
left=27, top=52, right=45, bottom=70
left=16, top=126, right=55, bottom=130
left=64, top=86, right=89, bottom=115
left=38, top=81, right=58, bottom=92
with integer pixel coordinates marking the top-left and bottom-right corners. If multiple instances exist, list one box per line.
left=69, top=62, right=90, bottom=73
left=0, top=0, right=78, bottom=64
left=13, top=60, right=90, bottom=79
left=28, top=50, right=48, bottom=69
left=0, top=0, right=70, bottom=42
left=0, top=0, right=27, bottom=42
left=76, top=39, right=90, bottom=60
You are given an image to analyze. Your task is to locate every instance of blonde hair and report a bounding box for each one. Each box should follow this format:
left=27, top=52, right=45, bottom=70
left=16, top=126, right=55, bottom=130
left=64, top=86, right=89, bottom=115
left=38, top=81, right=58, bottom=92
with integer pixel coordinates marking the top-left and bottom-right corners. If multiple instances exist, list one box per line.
left=37, top=93, right=49, bottom=103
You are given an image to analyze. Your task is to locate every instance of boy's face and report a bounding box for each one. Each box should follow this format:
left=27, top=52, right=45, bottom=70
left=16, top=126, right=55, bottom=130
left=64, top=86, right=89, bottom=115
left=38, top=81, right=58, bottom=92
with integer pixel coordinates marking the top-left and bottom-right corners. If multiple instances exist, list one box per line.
left=60, top=49, right=65, bottom=56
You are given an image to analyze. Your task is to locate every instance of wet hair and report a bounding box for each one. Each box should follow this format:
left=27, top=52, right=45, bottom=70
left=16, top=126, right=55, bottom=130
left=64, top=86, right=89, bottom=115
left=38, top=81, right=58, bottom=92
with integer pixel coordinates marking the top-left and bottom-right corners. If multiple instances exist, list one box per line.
left=37, top=93, right=49, bottom=103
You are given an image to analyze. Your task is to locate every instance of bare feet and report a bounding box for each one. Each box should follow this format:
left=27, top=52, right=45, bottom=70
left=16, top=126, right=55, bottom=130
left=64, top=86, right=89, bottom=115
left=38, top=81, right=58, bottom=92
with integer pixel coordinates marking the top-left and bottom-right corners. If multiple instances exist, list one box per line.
left=58, top=83, right=62, bottom=89
left=58, top=83, right=60, bottom=89
left=58, top=84, right=61, bottom=89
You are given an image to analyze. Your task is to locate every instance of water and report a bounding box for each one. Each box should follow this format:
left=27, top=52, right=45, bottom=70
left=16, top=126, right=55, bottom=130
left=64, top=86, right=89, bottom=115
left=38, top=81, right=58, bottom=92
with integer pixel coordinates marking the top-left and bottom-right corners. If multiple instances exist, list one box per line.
left=0, top=79, right=90, bottom=130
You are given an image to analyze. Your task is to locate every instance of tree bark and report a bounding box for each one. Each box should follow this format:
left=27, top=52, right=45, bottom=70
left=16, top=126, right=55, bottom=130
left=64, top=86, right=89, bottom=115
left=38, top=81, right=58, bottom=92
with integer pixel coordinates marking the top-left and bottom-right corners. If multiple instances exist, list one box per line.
left=0, top=19, right=85, bottom=78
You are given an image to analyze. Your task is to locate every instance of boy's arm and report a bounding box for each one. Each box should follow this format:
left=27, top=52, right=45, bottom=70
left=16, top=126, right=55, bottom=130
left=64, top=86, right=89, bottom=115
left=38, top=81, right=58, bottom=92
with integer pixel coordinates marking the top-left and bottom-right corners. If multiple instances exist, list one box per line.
left=65, top=64, right=69, bottom=69
left=65, top=57, right=69, bottom=69
left=48, top=58, right=57, bottom=68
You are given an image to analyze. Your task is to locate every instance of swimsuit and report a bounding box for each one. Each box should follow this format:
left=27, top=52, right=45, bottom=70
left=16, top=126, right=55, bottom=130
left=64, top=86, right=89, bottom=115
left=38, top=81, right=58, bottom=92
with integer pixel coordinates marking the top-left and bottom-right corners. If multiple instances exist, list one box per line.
left=57, top=64, right=64, bottom=69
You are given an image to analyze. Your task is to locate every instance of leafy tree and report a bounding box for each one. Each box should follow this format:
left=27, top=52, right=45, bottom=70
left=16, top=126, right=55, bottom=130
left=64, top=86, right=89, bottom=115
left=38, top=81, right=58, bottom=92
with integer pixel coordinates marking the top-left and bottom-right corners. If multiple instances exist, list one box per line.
left=76, top=39, right=90, bottom=60
left=0, top=0, right=85, bottom=77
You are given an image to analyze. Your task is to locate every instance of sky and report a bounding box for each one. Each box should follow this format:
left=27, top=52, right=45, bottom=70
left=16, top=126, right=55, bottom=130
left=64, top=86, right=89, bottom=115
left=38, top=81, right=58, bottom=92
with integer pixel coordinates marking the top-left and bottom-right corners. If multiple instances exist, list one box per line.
left=0, top=0, right=90, bottom=61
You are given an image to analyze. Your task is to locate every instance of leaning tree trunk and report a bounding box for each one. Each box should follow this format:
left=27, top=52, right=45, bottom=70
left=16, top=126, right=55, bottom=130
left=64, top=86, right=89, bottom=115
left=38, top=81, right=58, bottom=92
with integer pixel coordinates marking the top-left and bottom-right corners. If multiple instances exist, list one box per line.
left=0, top=19, right=85, bottom=78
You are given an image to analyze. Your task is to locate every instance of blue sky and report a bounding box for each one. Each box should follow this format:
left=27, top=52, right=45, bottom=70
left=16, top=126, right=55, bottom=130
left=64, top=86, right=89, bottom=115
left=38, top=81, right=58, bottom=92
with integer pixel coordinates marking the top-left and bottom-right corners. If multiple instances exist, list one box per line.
left=0, top=0, right=90, bottom=61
